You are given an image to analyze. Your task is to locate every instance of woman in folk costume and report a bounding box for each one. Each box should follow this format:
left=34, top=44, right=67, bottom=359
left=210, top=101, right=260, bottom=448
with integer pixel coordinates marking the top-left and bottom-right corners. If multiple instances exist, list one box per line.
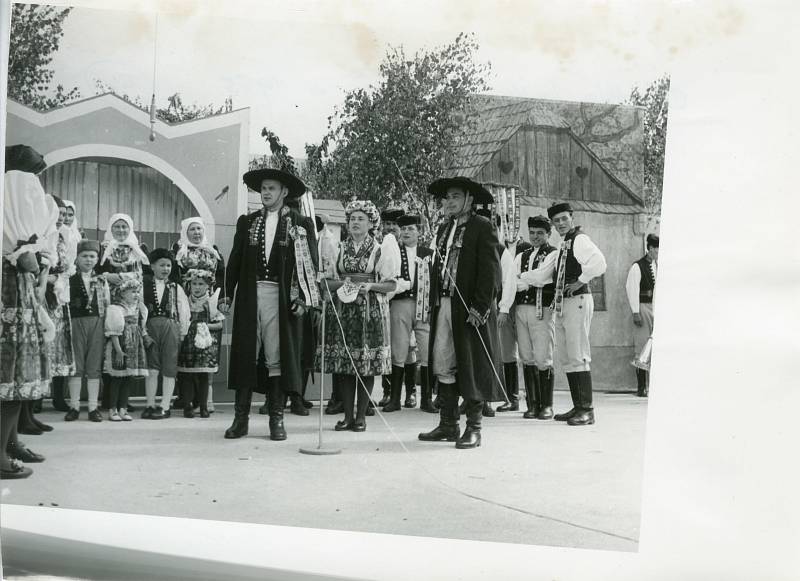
left=1, top=146, right=59, bottom=479
left=174, top=217, right=224, bottom=413
left=316, top=200, right=400, bottom=433
left=61, top=200, right=82, bottom=273
left=96, top=213, right=149, bottom=285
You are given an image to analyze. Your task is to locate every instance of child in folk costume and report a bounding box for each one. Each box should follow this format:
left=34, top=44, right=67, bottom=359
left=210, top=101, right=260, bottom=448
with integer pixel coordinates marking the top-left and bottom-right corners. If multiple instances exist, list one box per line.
left=104, top=279, right=149, bottom=421
left=65, top=240, right=110, bottom=422
left=177, top=269, right=224, bottom=418
left=142, top=248, right=189, bottom=419
left=174, top=217, right=223, bottom=413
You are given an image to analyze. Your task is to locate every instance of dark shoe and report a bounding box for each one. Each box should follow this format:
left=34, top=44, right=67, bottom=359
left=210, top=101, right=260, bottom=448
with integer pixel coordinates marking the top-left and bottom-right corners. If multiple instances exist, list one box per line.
left=420, top=400, right=438, bottom=413
left=0, top=463, right=33, bottom=479
left=150, top=406, right=167, bottom=420
left=351, top=420, right=366, bottom=432
left=418, top=423, right=460, bottom=442
left=269, top=417, right=287, bottom=441
left=88, top=409, right=103, bottom=423
left=567, top=409, right=595, bottom=426
left=482, top=402, right=495, bottom=418
left=523, top=409, right=537, bottom=419
left=162, top=409, right=172, bottom=419
left=537, top=368, right=554, bottom=419
left=302, top=397, right=313, bottom=409
left=172, top=398, right=185, bottom=410
left=258, top=403, right=268, bottom=415
left=496, top=401, right=519, bottom=412
left=199, top=407, right=210, bottom=419
left=335, top=419, right=354, bottom=431
left=18, top=425, right=43, bottom=436
left=290, top=394, right=309, bottom=416
left=378, top=376, right=391, bottom=407
left=365, top=406, right=375, bottom=416
left=404, top=394, right=417, bottom=408
left=64, top=408, right=80, bottom=422
left=183, top=407, right=195, bottom=419
left=224, top=418, right=249, bottom=439
left=537, top=407, right=554, bottom=420
left=140, top=406, right=155, bottom=419
left=325, top=401, right=343, bottom=415
left=52, top=400, right=70, bottom=412
left=31, top=416, right=54, bottom=432
left=455, top=427, right=482, bottom=449
left=7, top=442, right=45, bottom=463
left=383, top=401, right=401, bottom=412
left=554, top=408, right=578, bottom=421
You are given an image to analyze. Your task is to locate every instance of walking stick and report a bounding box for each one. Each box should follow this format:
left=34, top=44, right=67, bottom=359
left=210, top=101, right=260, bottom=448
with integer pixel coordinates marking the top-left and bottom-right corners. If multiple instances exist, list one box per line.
left=300, top=299, right=341, bottom=455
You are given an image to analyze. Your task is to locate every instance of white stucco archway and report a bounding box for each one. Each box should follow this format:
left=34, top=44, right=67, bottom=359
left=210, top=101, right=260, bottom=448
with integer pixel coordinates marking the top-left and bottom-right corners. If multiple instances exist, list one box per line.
left=44, top=144, right=216, bottom=239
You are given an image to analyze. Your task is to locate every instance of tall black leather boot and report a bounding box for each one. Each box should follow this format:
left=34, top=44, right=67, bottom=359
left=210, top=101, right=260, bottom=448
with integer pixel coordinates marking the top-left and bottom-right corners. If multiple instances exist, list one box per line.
left=419, top=367, right=437, bottom=413
left=224, top=387, right=252, bottom=439
left=537, top=368, right=554, bottom=419
left=522, top=365, right=538, bottom=419
left=554, top=373, right=580, bottom=421
left=568, top=371, right=595, bottom=426
left=51, top=377, right=69, bottom=412
left=403, top=363, right=417, bottom=408
left=497, top=363, right=519, bottom=412
left=268, top=379, right=287, bottom=441
left=636, top=369, right=648, bottom=397
left=289, top=391, right=310, bottom=416
left=383, top=365, right=405, bottom=412
left=456, top=399, right=482, bottom=449
left=418, top=382, right=460, bottom=441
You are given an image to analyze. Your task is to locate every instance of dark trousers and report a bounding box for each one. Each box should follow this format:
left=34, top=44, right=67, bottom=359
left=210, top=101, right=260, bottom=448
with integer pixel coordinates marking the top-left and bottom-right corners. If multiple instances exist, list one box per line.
left=108, top=377, right=132, bottom=410
left=178, top=373, right=209, bottom=411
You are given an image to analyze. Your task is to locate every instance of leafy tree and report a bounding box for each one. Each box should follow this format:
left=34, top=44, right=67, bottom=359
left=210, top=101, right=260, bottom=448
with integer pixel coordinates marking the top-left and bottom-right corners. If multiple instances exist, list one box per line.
left=627, top=75, right=669, bottom=219
left=8, top=4, right=81, bottom=109
left=250, top=128, right=298, bottom=174
left=94, top=81, right=233, bottom=123
left=304, top=33, right=491, bottom=226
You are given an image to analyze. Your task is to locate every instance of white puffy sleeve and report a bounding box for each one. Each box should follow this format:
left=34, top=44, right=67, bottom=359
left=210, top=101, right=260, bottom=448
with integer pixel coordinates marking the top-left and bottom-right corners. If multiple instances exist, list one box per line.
left=176, top=284, right=192, bottom=337
left=376, top=234, right=401, bottom=283
left=105, top=305, right=125, bottom=337
left=208, top=288, right=225, bottom=323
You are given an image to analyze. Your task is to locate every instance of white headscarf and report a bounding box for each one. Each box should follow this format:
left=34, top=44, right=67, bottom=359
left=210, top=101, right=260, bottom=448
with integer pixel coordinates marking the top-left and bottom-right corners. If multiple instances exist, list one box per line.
left=101, top=213, right=149, bottom=265
left=2, top=170, right=60, bottom=264
left=175, top=216, right=220, bottom=263
left=60, top=200, right=82, bottom=273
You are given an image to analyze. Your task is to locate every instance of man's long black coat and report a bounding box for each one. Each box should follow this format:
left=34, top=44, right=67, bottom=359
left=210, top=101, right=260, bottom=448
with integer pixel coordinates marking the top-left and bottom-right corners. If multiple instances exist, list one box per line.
left=225, top=206, right=318, bottom=394
left=427, top=214, right=504, bottom=401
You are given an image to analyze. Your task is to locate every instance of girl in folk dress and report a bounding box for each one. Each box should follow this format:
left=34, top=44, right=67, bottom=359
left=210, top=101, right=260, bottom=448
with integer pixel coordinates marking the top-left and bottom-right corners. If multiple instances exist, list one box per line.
left=316, top=200, right=399, bottom=433
left=104, top=279, right=149, bottom=422
left=176, top=269, right=224, bottom=419
left=174, top=217, right=224, bottom=413
left=97, top=214, right=149, bottom=412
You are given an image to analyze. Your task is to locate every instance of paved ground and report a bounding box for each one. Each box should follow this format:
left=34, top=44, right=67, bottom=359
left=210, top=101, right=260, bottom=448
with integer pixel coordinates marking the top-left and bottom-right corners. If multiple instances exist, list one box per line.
left=1, top=392, right=647, bottom=552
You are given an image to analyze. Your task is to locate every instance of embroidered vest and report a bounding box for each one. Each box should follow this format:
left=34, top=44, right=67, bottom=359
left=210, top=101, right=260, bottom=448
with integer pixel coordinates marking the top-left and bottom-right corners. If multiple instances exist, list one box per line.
left=69, top=272, right=102, bottom=318
left=250, top=209, right=289, bottom=282
left=635, top=256, right=655, bottom=303
left=554, top=228, right=589, bottom=295
left=393, top=245, right=431, bottom=301
left=516, top=244, right=557, bottom=306
left=143, top=275, right=178, bottom=320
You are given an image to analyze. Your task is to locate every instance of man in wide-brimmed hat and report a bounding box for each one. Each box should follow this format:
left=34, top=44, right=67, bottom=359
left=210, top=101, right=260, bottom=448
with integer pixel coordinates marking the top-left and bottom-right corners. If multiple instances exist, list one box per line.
left=525, top=202, right=607, bottom=426
left=220, top=168, right=319, bottom=441
left=626, top=233, right=658, bottom=397
left=418, top=176, right=503, bottom=449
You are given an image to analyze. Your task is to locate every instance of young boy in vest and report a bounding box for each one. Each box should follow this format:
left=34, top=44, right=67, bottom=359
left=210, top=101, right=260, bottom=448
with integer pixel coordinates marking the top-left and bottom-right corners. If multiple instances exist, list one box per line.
left=65, top=241, right=110, bottom=422
left=142, top=248, right=189, bottom=419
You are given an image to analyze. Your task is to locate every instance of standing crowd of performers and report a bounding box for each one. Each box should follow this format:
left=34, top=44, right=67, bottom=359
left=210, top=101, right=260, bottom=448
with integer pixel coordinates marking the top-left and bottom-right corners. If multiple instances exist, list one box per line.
left=0, top=144, right=658, bottom=480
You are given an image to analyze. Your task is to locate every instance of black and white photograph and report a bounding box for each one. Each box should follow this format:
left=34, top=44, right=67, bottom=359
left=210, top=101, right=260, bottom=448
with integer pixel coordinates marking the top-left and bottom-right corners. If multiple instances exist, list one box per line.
left=1, top=1, right=798, bottom=580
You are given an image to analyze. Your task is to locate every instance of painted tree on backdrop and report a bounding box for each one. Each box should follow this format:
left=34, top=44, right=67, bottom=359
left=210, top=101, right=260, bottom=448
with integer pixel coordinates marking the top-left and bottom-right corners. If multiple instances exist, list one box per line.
left=8, top=4, right=81, bottom=109
left=627, top=75, right=670, bottom=221
left=304, top=33, right=491, bottom=230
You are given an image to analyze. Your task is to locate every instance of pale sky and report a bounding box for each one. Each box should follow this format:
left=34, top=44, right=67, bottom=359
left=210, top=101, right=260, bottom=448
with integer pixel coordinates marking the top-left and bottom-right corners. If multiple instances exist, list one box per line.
left=42, top=0, right=681, bottom=156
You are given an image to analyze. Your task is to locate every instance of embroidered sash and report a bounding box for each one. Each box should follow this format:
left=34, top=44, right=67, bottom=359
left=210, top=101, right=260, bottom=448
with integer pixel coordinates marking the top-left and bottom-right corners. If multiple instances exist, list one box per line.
left=290, top=224, right=320, bottom=308
left=415, top=255, right=431, bottom=323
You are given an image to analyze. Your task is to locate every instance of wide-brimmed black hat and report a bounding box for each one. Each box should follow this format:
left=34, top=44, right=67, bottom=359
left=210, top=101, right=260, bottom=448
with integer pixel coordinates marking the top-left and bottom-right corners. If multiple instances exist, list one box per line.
left=427, top=176, right=493, bottom=205
left=547, top=202, right=573, bottom=219
left=528, top=215, right=552, bottom=232
left=243, top=168, right=306, bottom=198
left=380, top=209, right=405, bottom=223
left=397, top=214, right=421, bottom=227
